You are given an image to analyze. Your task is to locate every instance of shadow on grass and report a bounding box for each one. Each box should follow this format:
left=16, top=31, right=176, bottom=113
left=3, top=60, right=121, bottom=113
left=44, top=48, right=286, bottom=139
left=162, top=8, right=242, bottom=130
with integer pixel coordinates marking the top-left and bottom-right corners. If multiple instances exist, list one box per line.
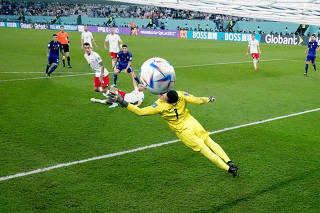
left=195, top=170, right=316, bottom=213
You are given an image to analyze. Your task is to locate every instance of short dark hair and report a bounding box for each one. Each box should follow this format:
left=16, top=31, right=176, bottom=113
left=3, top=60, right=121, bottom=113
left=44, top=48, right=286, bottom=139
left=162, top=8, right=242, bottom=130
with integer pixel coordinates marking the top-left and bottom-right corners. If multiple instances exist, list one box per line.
left=122, top=44, right=128, bottom=48
left=312, top=34, right=316, bottom=37
left=83, top=42, right=91, bottom=47
left=60, top=25, right=64, bottom=28
left=52, top=34, right=57, bottom=37
left=167, top=90, right=178, bottom=104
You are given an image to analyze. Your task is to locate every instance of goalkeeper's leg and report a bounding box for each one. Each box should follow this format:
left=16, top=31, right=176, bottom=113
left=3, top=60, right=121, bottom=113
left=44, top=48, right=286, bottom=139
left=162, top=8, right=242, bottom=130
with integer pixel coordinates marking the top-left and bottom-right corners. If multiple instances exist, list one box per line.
left=177, top=131, right=229, bottom=170
left=204, top=136, right=230, bottom=163
left=199, top=143, right=229, bottom=170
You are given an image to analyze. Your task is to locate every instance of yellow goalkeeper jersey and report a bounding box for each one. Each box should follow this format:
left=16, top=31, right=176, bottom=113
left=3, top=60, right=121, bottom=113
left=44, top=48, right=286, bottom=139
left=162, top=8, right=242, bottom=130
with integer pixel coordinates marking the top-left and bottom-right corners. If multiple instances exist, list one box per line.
left=127, top=91, right=210, bottom=132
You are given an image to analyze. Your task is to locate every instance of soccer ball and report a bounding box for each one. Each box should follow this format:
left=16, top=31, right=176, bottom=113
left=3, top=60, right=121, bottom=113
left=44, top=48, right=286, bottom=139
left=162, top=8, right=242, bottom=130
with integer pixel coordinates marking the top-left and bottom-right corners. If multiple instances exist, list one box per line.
left=139, top=57, right=175, bottom=95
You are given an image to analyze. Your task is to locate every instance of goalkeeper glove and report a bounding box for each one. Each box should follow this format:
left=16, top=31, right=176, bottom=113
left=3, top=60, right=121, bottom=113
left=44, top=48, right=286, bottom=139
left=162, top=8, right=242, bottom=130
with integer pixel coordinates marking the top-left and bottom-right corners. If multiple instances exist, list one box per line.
left=208, top=96, right=215, bottom=102
left=107, top=89, right=129, bottom=107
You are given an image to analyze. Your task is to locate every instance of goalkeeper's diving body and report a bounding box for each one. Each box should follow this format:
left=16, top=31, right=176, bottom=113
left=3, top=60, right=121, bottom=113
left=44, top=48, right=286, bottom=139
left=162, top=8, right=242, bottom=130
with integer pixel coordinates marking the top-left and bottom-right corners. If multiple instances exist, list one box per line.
left=107, top=89, right=238, bottom=177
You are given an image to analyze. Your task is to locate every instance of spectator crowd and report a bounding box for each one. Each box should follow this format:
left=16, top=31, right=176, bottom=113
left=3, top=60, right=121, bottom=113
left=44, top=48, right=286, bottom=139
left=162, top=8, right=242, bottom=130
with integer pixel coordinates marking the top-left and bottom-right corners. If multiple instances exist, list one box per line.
left=0, top=0, right=247, bottom=22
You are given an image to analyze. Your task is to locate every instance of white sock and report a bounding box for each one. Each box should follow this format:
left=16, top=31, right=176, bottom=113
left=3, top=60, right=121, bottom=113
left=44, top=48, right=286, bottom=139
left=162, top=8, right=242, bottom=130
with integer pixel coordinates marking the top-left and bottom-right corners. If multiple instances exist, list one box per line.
left=99, top=87, right=103, bottom=92
left=253, top=59, right=257, bottom=68
left=98, top=99, right=107, bottom=104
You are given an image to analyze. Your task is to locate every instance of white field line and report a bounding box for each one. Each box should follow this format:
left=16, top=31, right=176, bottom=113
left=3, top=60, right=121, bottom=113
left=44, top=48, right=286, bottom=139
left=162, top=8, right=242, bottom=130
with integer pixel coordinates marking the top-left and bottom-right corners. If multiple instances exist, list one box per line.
left=0, top=73, right=93, bottom=82
left=0, top=107, right=319, bottom=182
left=174, top=58, right=291, bottom=68
left=0, top=72, right=91, bottom=74
left=0, top=58, right=297, bottom=81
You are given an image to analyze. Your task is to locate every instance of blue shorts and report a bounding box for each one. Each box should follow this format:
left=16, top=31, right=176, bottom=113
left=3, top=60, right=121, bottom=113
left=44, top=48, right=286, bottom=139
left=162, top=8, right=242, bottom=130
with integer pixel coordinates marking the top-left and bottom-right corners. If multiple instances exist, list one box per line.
left=117, top=63, right=133, bottom=73
left=48, top=56, right=59, bottom=65
left=306, top=55, right=316, bottom=64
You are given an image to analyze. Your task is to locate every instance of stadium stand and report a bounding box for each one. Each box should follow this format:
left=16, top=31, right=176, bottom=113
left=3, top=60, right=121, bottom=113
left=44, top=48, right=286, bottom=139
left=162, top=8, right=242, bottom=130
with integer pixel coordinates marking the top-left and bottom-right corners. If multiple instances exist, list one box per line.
left=304, top=25, right=320, bottom=36
left=0, top=1, right=315, bottom=35
left=233, top=21, right=300, bottom=34
left=59, top=16, right=78, bottom=25
left=25, top=16, right=53, bottom=24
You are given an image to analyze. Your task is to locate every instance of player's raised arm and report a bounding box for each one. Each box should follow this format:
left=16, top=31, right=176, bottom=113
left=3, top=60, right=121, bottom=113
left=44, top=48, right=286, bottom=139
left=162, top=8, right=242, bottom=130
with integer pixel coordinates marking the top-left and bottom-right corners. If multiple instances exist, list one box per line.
left=182, top=92, right=215, bottom=104
left=132, top=75, right=137, bottom=89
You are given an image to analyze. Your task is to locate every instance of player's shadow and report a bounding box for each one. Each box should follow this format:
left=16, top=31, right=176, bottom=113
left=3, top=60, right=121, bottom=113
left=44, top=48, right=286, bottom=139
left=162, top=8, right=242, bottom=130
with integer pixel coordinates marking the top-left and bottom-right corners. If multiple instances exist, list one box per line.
left=195, top=169, right=317, bottom=213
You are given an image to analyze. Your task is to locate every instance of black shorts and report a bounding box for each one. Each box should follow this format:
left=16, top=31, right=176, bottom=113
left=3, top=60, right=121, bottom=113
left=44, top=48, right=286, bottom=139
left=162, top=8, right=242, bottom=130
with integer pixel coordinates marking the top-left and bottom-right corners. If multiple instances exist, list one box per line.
left=62, top=44, right=69, bottom=53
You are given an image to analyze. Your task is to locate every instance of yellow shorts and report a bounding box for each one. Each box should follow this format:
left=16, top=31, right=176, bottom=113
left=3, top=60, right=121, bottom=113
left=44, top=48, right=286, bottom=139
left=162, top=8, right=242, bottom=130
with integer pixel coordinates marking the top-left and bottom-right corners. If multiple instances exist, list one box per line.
left=175, top=116, right=209, bottom=151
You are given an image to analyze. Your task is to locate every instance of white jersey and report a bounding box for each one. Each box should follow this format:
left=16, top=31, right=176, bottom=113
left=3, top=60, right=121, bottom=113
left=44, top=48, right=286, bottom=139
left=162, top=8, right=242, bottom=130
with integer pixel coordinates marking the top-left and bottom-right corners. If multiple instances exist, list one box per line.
left=81, top=31, right=94, bottom=46
left=248, top=39, right=259, bottom=54
left=84, top=51, right=109, bottom=77
left=124, top=87, right=144, bottom=103
left=105, top=33, right=122, bottom=53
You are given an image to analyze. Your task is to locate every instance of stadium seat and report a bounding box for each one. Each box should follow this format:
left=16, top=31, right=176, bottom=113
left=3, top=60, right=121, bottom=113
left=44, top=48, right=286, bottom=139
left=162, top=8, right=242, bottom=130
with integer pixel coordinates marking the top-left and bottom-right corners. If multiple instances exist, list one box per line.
left=233, top=21, right=299, bottom=34
left=304, top=25, right=320, bottom=36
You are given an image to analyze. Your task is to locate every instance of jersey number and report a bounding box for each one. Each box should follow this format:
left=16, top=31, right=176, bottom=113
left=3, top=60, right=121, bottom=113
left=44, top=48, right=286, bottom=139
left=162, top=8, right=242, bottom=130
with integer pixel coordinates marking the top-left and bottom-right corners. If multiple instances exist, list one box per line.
left=174, top=109, right=179, bottom=120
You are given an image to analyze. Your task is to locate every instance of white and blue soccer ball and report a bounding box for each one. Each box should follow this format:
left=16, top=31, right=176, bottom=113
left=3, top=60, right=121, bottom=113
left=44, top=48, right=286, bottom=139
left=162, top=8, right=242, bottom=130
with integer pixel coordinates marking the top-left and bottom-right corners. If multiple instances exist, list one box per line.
left=139, top=57, right=175, bottom=95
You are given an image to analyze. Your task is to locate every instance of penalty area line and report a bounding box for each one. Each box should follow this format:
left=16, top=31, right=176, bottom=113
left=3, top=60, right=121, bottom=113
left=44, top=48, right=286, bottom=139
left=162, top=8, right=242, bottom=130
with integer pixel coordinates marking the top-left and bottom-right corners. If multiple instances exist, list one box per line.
left=0, top=107, right=319, bottom=182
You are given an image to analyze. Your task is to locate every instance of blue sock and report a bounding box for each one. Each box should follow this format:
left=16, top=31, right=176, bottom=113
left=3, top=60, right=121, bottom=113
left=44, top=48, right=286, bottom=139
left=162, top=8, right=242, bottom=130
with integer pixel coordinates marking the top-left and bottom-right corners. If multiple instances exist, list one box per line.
left=313, top=64, right=316, bottom=71
left=113, top=74, right=118, bottom=85
left=305, top=64, right=309, bottom=73
left=46, top=64, right=50, bottom=73
left=48, top=65, right=58, bottom=75
left=134, top=76, right=140, bottom=84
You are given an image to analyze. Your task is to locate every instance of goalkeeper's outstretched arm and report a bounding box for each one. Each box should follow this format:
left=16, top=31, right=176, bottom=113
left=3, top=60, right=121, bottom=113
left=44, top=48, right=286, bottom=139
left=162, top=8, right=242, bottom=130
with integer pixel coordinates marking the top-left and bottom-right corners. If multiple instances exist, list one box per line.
left=107, top=90, right=160, bottom=116
left=183, top=92, right=215, bottom=104
left=127, top=104, right=160, bottom=116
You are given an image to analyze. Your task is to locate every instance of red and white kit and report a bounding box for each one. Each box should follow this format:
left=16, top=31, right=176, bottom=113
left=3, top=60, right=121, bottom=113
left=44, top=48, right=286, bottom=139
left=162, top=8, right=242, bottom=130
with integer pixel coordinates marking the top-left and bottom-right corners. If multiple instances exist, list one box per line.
left=248, top=39, right=260, bottom=59
left=105, top=33, right=122, bottom=59
left=117, top=87, right=144, bottom=103
left=84, top=51, right=109, bottom=87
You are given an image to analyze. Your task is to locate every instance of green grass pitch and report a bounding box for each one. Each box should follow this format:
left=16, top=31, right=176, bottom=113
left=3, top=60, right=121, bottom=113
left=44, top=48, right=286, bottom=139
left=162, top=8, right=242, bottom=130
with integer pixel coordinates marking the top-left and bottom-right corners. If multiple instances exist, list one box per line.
left=0, top=28, right=320, bottom=212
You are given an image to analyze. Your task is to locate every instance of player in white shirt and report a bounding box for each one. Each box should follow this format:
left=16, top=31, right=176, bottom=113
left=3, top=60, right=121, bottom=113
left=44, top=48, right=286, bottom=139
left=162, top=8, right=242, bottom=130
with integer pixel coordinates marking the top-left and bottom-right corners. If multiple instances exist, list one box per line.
left=91, top=77, right=145, bottom=108
left=246, top=34, right=261, bottom=70
left=83, top=42, right=109, bottom=95
left=104, top=27, right=123, bottom=69
left=81, top=25, right=98, bottom=49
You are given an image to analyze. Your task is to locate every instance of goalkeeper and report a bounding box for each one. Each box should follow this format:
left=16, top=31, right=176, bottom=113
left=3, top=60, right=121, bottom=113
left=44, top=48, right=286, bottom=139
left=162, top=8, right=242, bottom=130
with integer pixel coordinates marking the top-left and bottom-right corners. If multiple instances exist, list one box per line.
left=107, top=89, right=238, bottom=177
